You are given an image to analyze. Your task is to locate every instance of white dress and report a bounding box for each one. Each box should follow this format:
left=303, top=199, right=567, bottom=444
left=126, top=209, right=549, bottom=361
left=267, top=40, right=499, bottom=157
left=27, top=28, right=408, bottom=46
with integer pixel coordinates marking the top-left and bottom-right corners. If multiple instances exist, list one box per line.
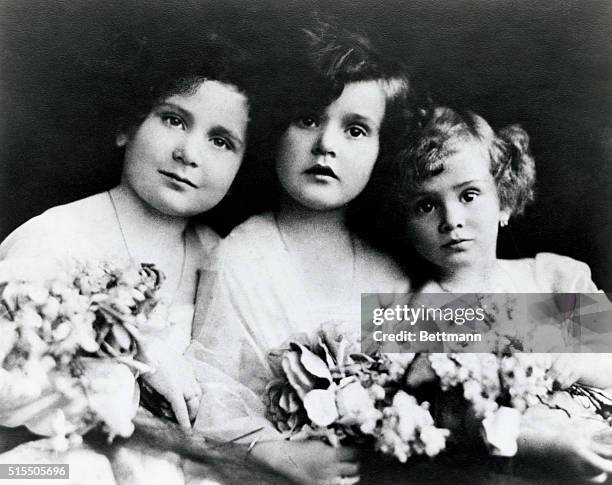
left=415, top=253, right=612, bottom=422
left=0, top=195, right=221, bottom=485
left=189, top=213, right=411, bottom=442
left=415, top=253, right=607, bottom=348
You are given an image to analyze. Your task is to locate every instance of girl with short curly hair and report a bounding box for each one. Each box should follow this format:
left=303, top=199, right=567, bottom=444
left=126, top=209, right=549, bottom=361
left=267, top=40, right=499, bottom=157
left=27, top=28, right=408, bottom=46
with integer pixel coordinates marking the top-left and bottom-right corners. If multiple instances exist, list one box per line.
left=388, top=106, right=612, bottom=481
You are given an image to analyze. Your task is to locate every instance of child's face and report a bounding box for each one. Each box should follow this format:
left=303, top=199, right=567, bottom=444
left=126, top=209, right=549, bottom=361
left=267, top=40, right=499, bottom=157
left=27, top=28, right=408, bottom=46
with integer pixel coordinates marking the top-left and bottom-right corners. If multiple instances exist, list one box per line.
left=275, top=81, right=386, bottom=211
left=405, top=143, right=510, bottom=272
left=119, top=80, right=249, bottom=217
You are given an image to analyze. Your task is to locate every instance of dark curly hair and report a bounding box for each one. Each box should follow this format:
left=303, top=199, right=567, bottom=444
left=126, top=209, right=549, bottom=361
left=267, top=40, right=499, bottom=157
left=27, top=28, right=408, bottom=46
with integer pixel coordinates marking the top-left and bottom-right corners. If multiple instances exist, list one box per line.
left=84, top=29, right=268, bottom=233
left=397, top=106, right=536, bottom=217
left=240, top=16, right=425, bottom=221
left=90, top=30, right=259, bottom=144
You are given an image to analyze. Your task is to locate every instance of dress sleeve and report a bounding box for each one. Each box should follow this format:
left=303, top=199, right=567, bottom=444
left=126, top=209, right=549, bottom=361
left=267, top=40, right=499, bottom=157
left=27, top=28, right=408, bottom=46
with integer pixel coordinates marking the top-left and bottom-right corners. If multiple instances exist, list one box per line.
left=1, top=216, right=45, bottom=261
left=186, top=247, right=281, bottom=443
left=534, top=253, right=612, bottom=352
left=534, top=252, right=600, bottom=292
left=0, top=209, right=78, bottom=282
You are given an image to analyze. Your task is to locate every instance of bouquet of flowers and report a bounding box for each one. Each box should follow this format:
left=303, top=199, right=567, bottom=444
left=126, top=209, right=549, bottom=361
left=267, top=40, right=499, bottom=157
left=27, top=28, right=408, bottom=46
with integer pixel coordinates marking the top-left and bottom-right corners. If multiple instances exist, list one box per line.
left=263, top=321, right=597, bottom=464
left=0, top=261, right=163, bottom=451
left=264, top=323, right=449, bottom=462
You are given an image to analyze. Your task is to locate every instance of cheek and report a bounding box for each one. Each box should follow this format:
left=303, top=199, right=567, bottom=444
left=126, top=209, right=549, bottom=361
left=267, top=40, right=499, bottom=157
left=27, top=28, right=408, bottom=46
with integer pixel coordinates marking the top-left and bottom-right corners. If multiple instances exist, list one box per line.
left=190, top=168, right=237, bottom=212
left=406, top=219, right=437, bottom=249
left=366, top=140, right=380, bottom=163
left=275, top=158, right=295, bottom=192
left=207, top=156, right=243, bottom=189
left=350, top=141, right=379, bottom=180
left=122, top=149, right=151, bottom=190
left=277, top=129, right=312, bottom=166
left=474, top=202, right=502, bottom=234
left=122, top=132, right=164, bottom=173
left=275, top=148, right=303, bottom=189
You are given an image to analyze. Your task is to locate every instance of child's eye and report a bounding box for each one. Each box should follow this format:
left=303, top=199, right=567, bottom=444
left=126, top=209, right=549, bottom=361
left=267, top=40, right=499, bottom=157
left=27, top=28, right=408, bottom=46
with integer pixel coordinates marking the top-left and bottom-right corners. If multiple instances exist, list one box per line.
left=210, top=137, right=233, bottom=151
left=162, top=114, right=185, bottom=129
left=414, top=200, right=436, bottom=214
left=460, top=190, right=480, bottom=203
left=346, top=125, right=367, bottom=138
left=296, top=116, right=318, bottom=128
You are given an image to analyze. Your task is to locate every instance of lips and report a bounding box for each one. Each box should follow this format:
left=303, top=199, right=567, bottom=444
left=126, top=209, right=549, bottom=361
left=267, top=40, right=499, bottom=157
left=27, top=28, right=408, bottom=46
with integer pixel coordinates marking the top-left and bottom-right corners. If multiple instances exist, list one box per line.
left=304, top=164, right=338, bottom=179
left=158, top=170, right=197, bottom=188
left=442, top=238, right=473, bottom=249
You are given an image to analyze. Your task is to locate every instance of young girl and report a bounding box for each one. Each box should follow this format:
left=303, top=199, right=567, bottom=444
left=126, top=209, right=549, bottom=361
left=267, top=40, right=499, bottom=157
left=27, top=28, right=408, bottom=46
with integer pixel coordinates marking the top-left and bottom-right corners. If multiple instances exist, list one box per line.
left=187, top=21, right=419, bottom=485
left=0, top=32, right=256, bottom=482
left=389, top=106, right=612, bottom=481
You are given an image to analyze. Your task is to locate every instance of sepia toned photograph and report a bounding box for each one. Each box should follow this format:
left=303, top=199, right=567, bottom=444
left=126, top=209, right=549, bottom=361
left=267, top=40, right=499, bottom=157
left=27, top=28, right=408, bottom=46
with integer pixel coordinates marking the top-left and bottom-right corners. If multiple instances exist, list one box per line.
left=1, top=1, right=611, bottom=483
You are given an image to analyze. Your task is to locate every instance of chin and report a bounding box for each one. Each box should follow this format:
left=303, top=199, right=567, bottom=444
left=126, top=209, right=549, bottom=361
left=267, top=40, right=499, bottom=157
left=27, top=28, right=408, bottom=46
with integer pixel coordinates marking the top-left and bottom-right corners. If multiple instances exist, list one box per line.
left=300, top=199, right=347, bottom=212
left=293, top=192, right=351, bottom=212
left=150, top=196, right=216, bottom=218
left=440, top=257, right=478, bottom=272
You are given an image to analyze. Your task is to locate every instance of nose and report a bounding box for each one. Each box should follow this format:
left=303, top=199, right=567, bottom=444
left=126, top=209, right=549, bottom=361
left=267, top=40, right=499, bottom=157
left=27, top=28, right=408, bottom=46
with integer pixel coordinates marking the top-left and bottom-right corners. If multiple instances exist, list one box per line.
left=172, top=137, right=200, bottom=168
left=311, top=124, right=337, bottom=158
left=438, top=202, right=465, bottom=233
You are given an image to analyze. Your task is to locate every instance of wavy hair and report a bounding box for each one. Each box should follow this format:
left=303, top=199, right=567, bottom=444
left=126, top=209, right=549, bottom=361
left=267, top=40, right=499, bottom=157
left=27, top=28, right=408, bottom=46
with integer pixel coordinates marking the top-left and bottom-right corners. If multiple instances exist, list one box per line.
left=397, top=106, right=536, bottom=216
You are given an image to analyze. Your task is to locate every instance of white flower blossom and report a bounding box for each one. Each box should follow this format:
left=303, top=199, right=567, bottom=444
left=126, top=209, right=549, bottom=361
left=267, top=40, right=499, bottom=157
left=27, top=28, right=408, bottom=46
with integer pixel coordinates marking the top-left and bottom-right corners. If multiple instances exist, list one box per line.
left=336, top=381, right=381, bottom=434
left=0, top=260, right=162, bottom=447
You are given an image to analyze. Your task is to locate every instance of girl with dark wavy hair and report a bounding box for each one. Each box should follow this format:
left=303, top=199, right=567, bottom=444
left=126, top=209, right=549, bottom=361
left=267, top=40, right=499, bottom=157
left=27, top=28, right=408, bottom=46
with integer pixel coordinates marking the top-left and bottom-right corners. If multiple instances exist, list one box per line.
left=189, top=18, right=423, bottom=485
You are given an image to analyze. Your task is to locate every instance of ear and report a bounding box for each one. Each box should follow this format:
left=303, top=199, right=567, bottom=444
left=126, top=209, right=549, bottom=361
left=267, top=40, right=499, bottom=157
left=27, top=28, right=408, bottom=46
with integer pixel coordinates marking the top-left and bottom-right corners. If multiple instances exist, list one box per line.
left=116, top=133, right=129, bottom=147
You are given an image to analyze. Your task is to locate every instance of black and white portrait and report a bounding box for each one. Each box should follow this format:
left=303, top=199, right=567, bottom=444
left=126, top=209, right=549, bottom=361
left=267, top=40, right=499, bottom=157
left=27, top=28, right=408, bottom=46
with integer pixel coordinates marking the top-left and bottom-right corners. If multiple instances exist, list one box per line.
left=1, top=1, right=611, bottom=484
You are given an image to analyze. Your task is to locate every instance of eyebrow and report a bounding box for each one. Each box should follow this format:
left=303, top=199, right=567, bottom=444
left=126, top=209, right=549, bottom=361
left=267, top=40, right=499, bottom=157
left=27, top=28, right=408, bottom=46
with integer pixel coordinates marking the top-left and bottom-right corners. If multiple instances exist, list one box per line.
left=343, top=113, right=378, bottom=128
left=158, top=102, right=191, bottom=118
left=452, top=179, right=489, bottom=189
left=409, top=180, right=490, bottom=199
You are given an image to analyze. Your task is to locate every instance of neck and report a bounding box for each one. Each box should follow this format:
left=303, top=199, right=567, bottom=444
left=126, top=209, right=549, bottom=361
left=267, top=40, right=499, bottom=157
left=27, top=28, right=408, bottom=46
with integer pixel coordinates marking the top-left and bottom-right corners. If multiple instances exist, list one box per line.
left=435, top=259, right=500, bottom=292
left=110, top=184, right=189, bottom=242
left=276, top=199, right=349, bottom=244
left=274, top=199, right=357, bottom=302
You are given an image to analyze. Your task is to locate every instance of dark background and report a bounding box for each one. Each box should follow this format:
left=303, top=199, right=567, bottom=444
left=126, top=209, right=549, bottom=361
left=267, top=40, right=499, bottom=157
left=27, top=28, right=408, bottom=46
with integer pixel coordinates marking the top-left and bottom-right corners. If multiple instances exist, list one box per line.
left=1, top=0, right=610, bottom=289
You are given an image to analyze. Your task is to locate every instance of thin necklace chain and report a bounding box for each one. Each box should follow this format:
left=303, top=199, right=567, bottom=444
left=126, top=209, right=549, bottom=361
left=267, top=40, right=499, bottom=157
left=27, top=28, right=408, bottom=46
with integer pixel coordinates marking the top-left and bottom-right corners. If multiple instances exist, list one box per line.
left=107, top=190, right=187, bottom=309
left=273, top=213, right=357, bottom=301
left=108, top=190, right=135, bottom=262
